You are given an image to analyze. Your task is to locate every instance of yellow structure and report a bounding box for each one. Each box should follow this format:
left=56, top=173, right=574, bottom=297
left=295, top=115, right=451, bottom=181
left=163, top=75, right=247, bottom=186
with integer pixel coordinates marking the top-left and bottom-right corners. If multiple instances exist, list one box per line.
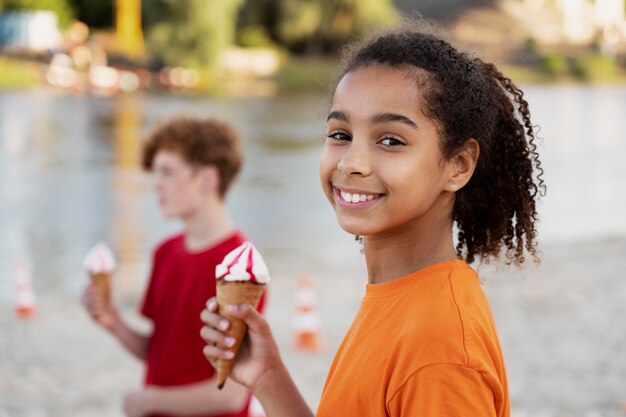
left=115, top=0, right=145, bottom=57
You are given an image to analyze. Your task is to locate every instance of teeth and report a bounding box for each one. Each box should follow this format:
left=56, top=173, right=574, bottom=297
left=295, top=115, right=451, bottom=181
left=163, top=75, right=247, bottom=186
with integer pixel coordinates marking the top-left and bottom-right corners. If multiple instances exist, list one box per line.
left=339, top=190, right=379, bottom=203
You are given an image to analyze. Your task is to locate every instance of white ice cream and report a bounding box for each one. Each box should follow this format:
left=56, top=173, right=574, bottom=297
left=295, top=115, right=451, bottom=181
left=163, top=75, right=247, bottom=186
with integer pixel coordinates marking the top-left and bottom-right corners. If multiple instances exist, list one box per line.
left=215, top=241, right=270, bottom=284
left=84, top=242, right=116, bottom=274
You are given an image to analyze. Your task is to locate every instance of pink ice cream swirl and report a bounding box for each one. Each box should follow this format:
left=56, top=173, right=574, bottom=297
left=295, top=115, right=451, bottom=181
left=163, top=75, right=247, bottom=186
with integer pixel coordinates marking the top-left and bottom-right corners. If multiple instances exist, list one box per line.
left=215, top=241, right=270, bottom=284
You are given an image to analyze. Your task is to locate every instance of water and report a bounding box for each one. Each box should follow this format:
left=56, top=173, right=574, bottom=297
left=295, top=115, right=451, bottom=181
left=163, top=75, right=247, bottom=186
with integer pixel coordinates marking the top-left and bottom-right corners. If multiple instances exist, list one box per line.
left=0, top=85, right=625, bottom=299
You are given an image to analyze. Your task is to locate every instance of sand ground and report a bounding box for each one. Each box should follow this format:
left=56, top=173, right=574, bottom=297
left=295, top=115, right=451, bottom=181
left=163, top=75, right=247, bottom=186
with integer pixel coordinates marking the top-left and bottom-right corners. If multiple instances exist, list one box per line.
left=1, top=237, right=625, bottom=417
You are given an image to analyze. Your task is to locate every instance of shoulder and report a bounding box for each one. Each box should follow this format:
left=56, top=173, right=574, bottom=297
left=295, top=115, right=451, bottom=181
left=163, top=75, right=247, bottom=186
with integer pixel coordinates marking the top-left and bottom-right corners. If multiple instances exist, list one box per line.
left=153, top=233, right=185, bottom=258
left=213, top=230, right=248, bottom=255
left=446, top=265, right=501, bottom=361
left=395, top=262, right=497, bottom=366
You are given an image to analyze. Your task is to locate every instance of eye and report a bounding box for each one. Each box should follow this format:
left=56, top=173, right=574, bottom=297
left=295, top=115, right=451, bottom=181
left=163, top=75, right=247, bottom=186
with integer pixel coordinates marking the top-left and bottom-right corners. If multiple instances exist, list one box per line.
left=379, top=136, right=405, bottom=146
left=156, top=167, right=173, bottom=177
left=326, top=131, right=351, bottom=142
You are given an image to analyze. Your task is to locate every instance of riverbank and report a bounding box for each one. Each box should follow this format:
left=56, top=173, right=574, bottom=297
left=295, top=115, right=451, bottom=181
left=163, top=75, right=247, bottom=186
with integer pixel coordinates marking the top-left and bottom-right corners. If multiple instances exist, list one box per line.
left=1, top=236, right=625, bottom=417
left=2, top=53, right=626, bottom=95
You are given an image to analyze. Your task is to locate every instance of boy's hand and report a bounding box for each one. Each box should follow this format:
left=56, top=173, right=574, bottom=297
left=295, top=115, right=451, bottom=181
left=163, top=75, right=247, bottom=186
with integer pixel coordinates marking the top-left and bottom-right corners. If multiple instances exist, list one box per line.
left=81, top=283, right=118, bottom=330
left=200, top=297, right=282, bottom=392
left=123, top=388, right=154, bottom=417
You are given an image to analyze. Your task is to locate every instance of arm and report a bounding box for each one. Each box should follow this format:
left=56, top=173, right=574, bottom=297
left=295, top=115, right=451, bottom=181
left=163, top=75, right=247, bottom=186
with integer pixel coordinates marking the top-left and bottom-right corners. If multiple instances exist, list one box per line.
left=123, top=376, right=248, bottom=417
left=388, top=364, right=501, bottom=417
left=82, top=283, right=150, bottom=361
left=201, top=299, right=314, bottom=417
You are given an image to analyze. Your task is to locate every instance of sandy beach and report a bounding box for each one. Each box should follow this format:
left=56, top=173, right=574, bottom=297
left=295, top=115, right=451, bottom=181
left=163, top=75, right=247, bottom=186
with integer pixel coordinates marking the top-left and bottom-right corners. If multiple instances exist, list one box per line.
left=1, top=236, right=625, bottom=417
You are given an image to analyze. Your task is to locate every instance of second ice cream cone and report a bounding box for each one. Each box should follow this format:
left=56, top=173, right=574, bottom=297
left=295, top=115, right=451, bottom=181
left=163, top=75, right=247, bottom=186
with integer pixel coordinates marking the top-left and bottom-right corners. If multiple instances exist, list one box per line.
left=84, top=242, right=116, bottom=322
left=90, top=273, right=110, bottom=303
left=215, top=280, right=265, bottom=389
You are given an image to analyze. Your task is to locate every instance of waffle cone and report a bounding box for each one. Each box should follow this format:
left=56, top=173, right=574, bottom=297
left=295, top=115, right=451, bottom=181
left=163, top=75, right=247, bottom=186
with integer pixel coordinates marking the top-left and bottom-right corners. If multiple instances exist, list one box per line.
left=215, top=280, right=265, bottom=389
left=89, top=273, right=110, bottom=303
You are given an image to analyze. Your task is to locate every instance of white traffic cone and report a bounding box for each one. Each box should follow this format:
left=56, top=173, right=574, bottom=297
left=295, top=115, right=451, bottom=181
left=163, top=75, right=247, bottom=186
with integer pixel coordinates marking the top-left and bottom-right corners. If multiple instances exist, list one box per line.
left=14, top=261, right=36, bottom=319
left=293, top=275, right=324, bottom=352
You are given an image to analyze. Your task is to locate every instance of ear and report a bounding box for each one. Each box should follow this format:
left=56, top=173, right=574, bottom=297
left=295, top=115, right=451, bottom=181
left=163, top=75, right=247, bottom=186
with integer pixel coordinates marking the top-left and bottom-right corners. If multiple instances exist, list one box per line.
left=197, top=165, right=221, bottom=194
left=443, top=139, right=479, bottom=192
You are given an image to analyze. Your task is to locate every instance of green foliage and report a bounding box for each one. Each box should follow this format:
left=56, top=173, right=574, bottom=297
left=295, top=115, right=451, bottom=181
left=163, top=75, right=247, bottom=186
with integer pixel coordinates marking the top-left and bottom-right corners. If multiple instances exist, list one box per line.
left=540, top=53, right=569, bottom=77
left=524, top=37, right=538, bottom=54
left=572, top=53, right=620, bottom=82
left=237, top=25, right=273, bottom=48
left=278, top=0, right=322, bottom=46
left=0, top=0, right=75, bottom=27
left=272, top=55, right=339, bottom=92
left=348, top=0, right=398, bottom=35
left=237, top=0, right=398, bottom=54
left=143, top=0, right=244, bottom=71
left=0, top=57, right=41, bottom=88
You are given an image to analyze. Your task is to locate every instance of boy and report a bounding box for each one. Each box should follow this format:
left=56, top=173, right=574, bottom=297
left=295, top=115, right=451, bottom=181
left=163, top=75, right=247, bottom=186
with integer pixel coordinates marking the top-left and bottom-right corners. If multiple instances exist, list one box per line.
left=82, top=116, right=262, bottom=417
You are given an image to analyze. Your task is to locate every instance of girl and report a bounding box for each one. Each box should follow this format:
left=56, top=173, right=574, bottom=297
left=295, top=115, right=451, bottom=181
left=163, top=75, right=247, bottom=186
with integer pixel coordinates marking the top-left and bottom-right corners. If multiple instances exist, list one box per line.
left=200, top=22, right=544, bottom=417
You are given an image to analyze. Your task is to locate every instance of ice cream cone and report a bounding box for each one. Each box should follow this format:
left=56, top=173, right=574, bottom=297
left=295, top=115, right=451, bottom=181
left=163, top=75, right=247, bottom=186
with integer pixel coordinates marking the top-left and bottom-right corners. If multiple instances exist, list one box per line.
left=90, top=272, right=111, bottom=303
left=84, top=242, right=116, bottom=323
left=215, top=280, right=265, bottom=389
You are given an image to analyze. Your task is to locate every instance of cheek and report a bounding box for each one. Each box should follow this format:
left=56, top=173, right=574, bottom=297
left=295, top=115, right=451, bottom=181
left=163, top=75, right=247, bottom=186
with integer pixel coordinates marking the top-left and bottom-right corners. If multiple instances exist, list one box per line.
left=319, top=148, right=338, bottom=191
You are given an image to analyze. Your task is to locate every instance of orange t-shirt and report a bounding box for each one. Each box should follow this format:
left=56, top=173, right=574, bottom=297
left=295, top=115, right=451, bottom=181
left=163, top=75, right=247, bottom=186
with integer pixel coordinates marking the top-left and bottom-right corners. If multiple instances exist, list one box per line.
left=316, top=259, right=509, bottom=417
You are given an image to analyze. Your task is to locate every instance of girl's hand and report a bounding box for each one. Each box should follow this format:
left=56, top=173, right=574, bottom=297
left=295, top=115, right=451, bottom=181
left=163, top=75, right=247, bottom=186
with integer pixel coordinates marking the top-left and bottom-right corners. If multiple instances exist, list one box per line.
left=200, top=297, right=282, bottom=391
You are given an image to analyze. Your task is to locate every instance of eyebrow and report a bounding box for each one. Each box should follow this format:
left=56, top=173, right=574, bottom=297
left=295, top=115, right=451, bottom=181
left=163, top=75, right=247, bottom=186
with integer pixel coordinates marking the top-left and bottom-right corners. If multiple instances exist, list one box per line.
left=372, top=112, right=418, bottom=129
left=326, top=110, right=418, bottom=130
left=326, top=110, right=348, bottom=122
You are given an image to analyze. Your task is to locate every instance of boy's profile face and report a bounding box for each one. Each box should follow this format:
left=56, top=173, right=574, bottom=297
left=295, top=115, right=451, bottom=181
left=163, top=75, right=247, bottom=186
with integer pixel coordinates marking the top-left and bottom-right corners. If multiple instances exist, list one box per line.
left=152, top=150, right=207, bottom=220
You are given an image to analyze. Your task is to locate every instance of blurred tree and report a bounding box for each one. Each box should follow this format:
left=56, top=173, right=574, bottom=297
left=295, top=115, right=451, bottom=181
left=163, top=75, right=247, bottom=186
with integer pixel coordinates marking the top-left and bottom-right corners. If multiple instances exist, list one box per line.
left=143, top=0, right=244, bottom=71
left=0, top=0, right=75, bottom=27
left=237, top=0, right=398, bottom=54
left=66, top=0, right=113, bottom=28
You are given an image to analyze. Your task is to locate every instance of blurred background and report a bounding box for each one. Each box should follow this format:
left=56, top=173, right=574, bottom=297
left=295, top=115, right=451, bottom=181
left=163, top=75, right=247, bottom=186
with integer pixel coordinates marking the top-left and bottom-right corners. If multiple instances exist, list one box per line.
left=0, top=0, right=625, bottom=416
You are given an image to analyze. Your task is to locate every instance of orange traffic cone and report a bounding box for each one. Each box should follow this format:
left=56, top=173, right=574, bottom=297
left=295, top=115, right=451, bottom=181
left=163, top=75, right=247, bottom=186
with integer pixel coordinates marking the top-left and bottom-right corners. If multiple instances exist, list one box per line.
left=248, top=396, right=266, bottom=417
left=293, top=275, right=324, bottom=352
left=14, top=261, right=36, bottom=319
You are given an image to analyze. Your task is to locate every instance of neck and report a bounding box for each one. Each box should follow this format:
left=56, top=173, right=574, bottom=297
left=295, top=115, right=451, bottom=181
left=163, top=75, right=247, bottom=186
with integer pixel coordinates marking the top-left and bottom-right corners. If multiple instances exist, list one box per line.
left=363, top=203, right=458, bottom=284
left=182, top=197, right=235, bottom=252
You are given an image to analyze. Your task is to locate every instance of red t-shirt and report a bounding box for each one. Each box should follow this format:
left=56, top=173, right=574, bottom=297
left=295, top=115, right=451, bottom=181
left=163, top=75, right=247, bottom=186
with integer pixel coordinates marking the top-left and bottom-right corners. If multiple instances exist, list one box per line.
left=141, top=231, right=266, bottom=417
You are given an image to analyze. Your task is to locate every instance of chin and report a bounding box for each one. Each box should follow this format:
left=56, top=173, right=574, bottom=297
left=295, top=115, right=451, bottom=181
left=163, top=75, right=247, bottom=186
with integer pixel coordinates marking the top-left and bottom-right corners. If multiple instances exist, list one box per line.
left=160, top=208, right=178, bottom=219
left=336, top=218, right=376, bottom=237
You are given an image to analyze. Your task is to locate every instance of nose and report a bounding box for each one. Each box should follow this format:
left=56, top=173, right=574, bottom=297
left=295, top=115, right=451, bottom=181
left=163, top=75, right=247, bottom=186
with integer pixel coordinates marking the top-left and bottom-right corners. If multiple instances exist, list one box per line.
left=337, top=138, right=370, bottom=176
left=153, top=173, right=165, bottom=193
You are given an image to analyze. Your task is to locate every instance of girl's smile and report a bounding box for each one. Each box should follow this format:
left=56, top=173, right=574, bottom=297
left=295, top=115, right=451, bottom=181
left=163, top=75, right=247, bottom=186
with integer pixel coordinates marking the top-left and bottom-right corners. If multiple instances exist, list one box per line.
left=319, top=64, right=460, bottom=239
left=332, top=186, right=385, bottom=209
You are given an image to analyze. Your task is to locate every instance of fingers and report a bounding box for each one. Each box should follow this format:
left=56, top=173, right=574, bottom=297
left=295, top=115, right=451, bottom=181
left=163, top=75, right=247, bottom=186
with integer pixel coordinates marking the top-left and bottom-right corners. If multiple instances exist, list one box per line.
left=202, top=343, right=235, bottom=360
left=224, top=303, right=269, bottom=334
left=82, top=284, right=114, bottom=326
left=200, top=297, right=236, bottom=363
left=200, top=300, right=231, bottom=332
left=199, top=325, right=236, bottom=349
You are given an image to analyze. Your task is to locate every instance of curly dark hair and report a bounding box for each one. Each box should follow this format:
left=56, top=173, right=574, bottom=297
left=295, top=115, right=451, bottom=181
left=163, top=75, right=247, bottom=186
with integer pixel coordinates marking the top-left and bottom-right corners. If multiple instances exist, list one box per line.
left=142, top=116, right=242, bottom=198
left=340, top=22, right=545, bottom=265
